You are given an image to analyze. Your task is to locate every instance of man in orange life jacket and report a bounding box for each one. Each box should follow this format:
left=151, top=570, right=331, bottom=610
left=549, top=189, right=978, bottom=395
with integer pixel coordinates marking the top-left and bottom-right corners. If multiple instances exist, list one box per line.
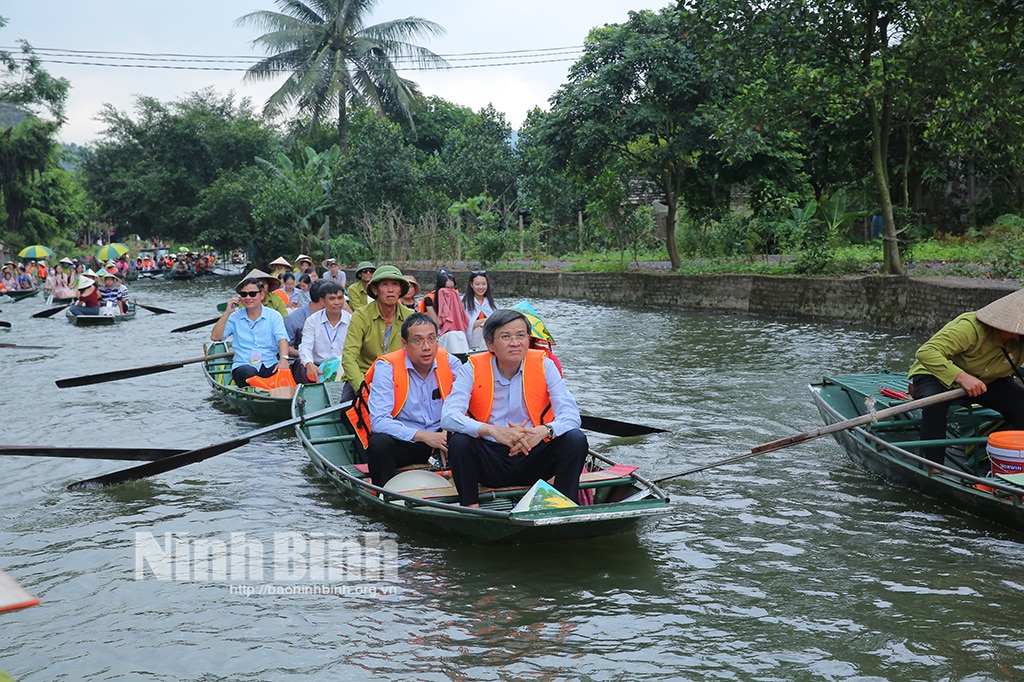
left=440, top=309, right=588, bottom=507
left=347, top=312, right=464, bottom=487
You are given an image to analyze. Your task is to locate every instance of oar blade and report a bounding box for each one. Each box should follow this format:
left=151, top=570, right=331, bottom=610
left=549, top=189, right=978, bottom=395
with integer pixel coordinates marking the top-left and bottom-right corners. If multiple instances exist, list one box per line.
left=580, top=414, right=666, bottom=437
left=66, top=402, right=350, bottom=489
left=135, top=302, right=174, bottom=315
left=31, top=304, right=70, bottom=319
left=0, top=320, right=10, bottom=328
left=0, top=445, right=187, bottom=461
left=171, top=316, right=220, bottom=333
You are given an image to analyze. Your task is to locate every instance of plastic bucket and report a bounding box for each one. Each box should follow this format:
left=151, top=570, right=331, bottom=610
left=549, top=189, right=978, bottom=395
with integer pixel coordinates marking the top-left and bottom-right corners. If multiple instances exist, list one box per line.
left=987, top=431, right=1024, bottom=476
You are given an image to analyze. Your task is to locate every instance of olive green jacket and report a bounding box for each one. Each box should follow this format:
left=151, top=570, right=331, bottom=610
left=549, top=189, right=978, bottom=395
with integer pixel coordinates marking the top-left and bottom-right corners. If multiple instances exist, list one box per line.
left=908, top=312, right=1024, bottom=387
left=342, top=302, right=414, bottom=390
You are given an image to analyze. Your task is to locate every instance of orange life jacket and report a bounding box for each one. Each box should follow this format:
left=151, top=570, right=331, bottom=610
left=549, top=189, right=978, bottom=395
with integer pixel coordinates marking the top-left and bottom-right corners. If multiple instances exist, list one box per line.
left=345, top=348, right=456, bottom=449
left=467, top=349, right=552, bottom=428
left=417, top=292, right=434, bottom=314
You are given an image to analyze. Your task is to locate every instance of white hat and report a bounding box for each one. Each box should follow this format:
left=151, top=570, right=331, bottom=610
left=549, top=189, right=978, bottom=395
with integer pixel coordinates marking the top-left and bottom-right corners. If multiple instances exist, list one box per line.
left=76, top=277, right=95, bottom=290
left=976, top=289, right=1024, bottom=334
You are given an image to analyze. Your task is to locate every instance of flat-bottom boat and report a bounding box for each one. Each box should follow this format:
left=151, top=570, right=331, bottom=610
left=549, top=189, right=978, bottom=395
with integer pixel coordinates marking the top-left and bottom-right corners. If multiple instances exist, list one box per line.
left=202, top=341, right=293, bottom=421
left=292, top=382, right=671, bottom=543
left=811, top=371, right=1024, bottom=531
left=3, top=289, right=40, bottom=302
left=65, top=302, right=137, bottom=326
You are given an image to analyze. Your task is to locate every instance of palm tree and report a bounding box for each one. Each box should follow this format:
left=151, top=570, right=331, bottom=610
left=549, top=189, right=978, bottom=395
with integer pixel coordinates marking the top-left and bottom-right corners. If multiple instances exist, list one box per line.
left=237, top=0, right=447, bottom=153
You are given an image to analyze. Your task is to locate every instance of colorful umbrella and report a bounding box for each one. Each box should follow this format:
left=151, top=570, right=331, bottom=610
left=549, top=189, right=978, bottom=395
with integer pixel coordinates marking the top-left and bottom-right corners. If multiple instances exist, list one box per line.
left=18, top=245, right=54, bottom=260
left=96, top=243, right=129, bottom=262
left=511, top=300, right=555, bottom=343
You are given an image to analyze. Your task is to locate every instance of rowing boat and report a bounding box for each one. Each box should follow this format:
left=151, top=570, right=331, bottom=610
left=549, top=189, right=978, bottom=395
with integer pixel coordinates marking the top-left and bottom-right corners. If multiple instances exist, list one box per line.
left=202, top=341, right=292, bottom=421
left=65, top=302, right=137, bottom=326
left=811, top=371, right=1024, bottom=531
left=292, top=382, right=671, bottom=543
left=3, top=289, right=40, bottom=302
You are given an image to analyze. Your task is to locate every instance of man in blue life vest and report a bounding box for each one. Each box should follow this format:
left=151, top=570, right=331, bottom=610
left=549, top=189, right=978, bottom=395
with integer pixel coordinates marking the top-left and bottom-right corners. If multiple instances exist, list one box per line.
left=440, top=308, right=589, bottom=507
left=346, top=312, right=463, bottom=487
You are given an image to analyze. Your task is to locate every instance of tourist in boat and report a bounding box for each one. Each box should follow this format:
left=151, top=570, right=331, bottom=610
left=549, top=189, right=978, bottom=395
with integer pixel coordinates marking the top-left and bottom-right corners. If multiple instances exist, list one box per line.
left=15, top=264, right=35, bottom=290
left=293, top=273, right=313, bottom=308
left=35, top=260, right=48, bottom=283
left=49, top=262, right=73, bottom=299
left=908, top=288, right=1024, bottom=465
left=346, top=261, right=375, bottom=311
left=440, top=308, right=588, bottom=507
left=286, top=279, right=327, bottom=362
left=268, top=256, right=291, bottom=278
left=463, top=270, right=497, bottom=350
left=321, top=258, right=346, bottom=287
left=240, top=269, right=289, bottom=320
left=401, top=275, right=421, bottom=309
left=298, top=282, right=351, bottom=384
left=97, top=271, right=128, bottom=314
left=293, top=254, right=314, bottom=274
left=340, top=265, right=413, bottom=402
left=67, top=277, right=100, bottom=316
left=210, top=276, right=289, bottom=387
left=279, top=272, right=302, bottom=309
left=419, top=268, right=457, bottom=323
left=1, top=269, right=16, bottom=293
left=347, top=312, right=462, bottom=486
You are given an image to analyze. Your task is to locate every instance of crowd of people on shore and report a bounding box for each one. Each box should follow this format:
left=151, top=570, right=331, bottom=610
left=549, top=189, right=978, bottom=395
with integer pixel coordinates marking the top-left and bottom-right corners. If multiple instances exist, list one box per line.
left=213, top=257, right=584, bottom=507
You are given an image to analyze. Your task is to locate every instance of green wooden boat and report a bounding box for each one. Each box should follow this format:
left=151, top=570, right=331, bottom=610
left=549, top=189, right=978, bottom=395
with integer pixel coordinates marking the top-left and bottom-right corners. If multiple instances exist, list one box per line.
left=65, top=302, right=137, bottom=326
left=202, top=341, right=293, bottom=421
left=4, top=289, right=40, bottom=302
left=811, top=371, right=1024, bottom=531
left=292, top=382, right=672, bottom=543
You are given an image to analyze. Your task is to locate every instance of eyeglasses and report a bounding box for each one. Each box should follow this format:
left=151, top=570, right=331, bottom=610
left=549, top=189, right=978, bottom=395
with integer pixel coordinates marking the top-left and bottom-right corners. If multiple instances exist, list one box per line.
left=407, top=335, right=438, bottom=347
left=238, top=290, right=261, bottom=298
left=496, top=332, right=529, bottom=343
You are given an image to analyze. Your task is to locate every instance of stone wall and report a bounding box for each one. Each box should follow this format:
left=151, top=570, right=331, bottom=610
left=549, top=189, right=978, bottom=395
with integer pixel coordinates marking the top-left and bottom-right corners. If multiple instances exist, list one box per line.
left=403, top=269, right=1019, bottom=333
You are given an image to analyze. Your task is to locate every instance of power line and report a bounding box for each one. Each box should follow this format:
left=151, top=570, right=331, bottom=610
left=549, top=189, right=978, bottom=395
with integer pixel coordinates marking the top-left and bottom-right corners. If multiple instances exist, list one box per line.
left=2, top=44, right=584, bottom=71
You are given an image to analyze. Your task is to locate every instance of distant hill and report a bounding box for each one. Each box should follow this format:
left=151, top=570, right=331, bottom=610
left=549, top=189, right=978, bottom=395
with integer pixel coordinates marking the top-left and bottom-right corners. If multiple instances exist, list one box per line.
left=0, top=102, right=31, bottom=129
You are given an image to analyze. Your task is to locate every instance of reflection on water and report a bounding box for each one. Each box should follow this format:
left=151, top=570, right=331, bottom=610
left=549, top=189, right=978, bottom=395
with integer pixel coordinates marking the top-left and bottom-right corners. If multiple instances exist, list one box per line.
left=3, top=281, right=1024, bottom=680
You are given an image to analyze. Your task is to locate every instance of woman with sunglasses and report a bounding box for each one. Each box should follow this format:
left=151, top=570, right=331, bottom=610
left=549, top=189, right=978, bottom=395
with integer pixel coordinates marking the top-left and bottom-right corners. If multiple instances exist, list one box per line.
left=463, top=270, right=497, bottom=350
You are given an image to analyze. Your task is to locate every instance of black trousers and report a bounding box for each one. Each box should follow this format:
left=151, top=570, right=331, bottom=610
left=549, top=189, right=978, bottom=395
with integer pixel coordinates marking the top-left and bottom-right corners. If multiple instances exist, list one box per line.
left=232, top=363, right=276, bottom=387
left=447, top=429, right=589, bottom=506
left=912, top=374, right=1024, bottom=463
left=366, top=432, right=434, bottom=487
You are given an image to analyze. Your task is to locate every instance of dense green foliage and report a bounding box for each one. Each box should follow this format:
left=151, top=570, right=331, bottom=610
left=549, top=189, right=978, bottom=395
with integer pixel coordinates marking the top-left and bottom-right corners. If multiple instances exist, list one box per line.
left=3, top=2, right=1024, bottom=276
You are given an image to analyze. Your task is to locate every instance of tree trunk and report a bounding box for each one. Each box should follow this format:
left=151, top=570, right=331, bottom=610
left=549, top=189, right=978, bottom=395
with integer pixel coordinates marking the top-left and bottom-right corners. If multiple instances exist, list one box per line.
left=337, top=90, right=348, bottom=155
left=664, top=188, right=681, bottom=270
left=868, top=99, right=902, bottom=275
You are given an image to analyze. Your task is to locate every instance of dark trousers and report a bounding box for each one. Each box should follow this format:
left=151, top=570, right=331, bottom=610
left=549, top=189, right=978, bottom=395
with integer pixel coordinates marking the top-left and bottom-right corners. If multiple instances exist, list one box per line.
left=912, top=374, right=1024, bottom=463
left=232, top=363, right=276, bottom=387
left=448, top=429, right=589, bottom=506
left=366, top=433, right=434, bottom=487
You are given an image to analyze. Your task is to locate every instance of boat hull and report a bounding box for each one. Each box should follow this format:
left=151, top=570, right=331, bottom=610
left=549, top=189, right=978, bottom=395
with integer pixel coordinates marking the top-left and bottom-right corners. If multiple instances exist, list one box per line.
left=4, top=289, right=40, bottom=302
left=65, top=303, right=137, bottom=325
left=202, top=341, right=292, bottom=421
left=811, top=373, right=1024, bottom=531
left=293, top=382, right=671, bottom=543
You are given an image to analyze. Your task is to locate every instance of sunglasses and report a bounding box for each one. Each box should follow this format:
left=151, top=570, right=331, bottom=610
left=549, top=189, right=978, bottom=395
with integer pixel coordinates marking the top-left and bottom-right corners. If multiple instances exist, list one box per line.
left=471, top=270, right=487, bottom=276
left=238, top=290, right=261, bottom=298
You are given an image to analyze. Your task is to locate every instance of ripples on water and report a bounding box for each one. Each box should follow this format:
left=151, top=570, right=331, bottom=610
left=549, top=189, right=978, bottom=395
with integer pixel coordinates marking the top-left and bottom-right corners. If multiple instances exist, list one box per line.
left=2, top=283, right=1024, bottom=680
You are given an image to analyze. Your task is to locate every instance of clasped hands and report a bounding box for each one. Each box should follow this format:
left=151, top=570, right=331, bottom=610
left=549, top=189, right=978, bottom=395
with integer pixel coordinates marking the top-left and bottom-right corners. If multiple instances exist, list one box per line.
left=482, top=421, right=548, bottom=457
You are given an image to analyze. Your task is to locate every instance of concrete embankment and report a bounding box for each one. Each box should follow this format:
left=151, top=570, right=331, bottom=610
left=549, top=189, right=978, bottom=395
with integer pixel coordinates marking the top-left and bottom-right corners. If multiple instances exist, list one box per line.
left=405, top=269, right=1020, bottom=333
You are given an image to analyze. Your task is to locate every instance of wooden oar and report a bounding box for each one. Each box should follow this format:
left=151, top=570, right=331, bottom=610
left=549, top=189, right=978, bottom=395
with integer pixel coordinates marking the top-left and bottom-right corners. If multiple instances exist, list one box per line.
left=580, top=414, right=666, bottom=437
left=0, top=342, right=61, bottom=350
left=31, top=304, right=70, bottom=318
left=0, top=320, right=10, bottom=329
left=134, top=301, right=174, bottom=315
left=170, top=316, right=220, bottom=333
left=55, top=351, right=234, bottom=388
left=652, top=387, right=967, bottom=485
left=1, top=445, right=187, bottom=461
left=67, top=401, right=351, bottom=490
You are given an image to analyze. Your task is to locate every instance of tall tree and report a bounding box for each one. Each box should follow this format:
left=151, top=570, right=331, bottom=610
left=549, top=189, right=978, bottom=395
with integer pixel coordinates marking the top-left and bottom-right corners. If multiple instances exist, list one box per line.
left=237, top=0, right=448, bottom=153
left=542, top=8, right=723, bottom=270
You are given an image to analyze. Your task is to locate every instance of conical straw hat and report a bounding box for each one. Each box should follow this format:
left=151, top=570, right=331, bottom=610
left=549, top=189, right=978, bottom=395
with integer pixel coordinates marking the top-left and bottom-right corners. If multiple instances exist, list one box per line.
left=976, top=289, right=1024, bottom=334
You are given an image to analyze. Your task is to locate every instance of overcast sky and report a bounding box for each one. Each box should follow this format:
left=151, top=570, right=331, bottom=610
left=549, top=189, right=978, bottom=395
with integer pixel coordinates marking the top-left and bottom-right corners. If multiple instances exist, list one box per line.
left=3, top=0, right=671, bottom=145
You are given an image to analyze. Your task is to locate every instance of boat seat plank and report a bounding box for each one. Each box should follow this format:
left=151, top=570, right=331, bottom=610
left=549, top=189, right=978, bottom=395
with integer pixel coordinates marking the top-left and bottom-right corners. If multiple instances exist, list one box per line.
left=308, top=434, right=354, bottom=445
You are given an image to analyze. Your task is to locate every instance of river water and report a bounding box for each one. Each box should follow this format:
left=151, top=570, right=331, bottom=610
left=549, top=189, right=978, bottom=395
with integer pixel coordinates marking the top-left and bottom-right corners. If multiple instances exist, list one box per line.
left=2, top=278, right=1024, bottom=681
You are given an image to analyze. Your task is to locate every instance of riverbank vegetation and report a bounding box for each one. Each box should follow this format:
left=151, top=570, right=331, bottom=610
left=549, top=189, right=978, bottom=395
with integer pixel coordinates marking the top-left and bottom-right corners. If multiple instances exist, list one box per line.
left=2, top=1, right=1023, bottom=280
